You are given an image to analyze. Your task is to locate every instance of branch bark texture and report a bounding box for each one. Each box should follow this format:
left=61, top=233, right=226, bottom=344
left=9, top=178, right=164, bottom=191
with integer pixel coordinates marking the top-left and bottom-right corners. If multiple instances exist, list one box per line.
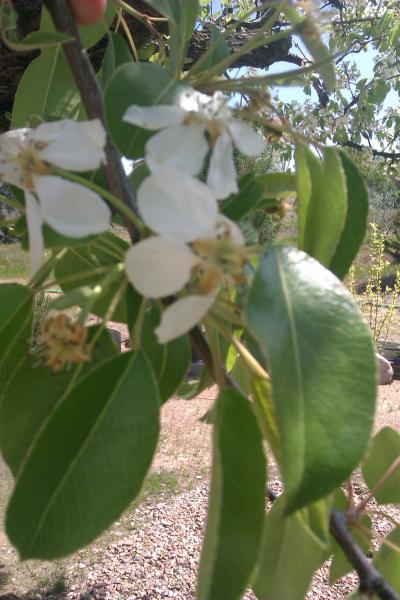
left=43, top=0, right=139, bottom=241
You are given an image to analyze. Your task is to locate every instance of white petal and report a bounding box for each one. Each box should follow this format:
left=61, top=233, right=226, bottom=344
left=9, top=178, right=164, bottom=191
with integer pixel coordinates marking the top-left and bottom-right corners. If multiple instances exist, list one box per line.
left=125, top=236, right=200, bottom=298
left=123, top=105, right=185, bottom=129
left=0, top=129, right=29, bottom=187
left=34, top=175, right=110, bottom=238
left=155, top=295, right=215, bottom=343
left=138, top=169, right=218, bottom=242
left=35, top=119, right=106, bottom=171
left=207, top=133, right=238, bottom=200
left=228, top=120, right=266, bottom=156
left=25, top=191, right=44, bottom=276
left=146, top=124, right=208, bottom=177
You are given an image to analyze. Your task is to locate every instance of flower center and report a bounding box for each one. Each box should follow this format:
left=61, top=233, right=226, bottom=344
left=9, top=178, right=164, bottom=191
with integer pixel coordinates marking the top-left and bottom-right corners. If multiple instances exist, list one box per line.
left=191, top=223, right=248, bottom=293
left=16, top=145, right=52, bottom=189
left=39, top=314, right=91, bottom=371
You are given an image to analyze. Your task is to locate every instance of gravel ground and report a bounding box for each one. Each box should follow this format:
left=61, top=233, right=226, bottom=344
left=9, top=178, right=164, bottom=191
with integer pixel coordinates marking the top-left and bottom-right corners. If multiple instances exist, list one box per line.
left=61, top=479, right=399, bottom=600
left=1, top=384, right=400, bottom=600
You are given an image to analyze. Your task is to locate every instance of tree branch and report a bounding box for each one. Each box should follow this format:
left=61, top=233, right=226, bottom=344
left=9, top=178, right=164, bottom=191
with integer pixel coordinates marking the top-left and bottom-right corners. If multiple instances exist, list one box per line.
left=330, top=509, right=400, bottom=600
left=43, top=0, right=139, bottom=242
left=341, top=141, right=400, bottom=161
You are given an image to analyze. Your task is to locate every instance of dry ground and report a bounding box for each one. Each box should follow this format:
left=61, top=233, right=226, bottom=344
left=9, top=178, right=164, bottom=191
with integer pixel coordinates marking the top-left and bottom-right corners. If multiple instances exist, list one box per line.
left=0, top=382, right=400, bottom=599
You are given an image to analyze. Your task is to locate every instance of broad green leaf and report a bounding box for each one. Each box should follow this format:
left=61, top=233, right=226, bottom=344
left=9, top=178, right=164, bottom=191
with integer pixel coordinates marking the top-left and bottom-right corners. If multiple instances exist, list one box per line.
left=295, top=143, right=313, bottom=248
left=12, top=47, right=78, bottom=128
left=0, top=327, right=118, bottom=477
left=139, top=304, right=191, bottom=403
left=0, top=284, right=33, bottom=395
left=6, top=352, right=159, bottom=559
left=12, top=4, right=116, bottom=127
left=105, top=63, right=186, bottom=158
left=373, top=526, right=400, bottom=591
left=253, top=496, right=328, bottom=600
left=256, top=173, right=297, bottom=198
left=177, top=365, right=213, bottom=400
left=245, top=246, right=376, bottom=512
left=329, top=489, right=371, bottom=584
left=329, top=152, right=369, bottom=280
left=198, top=389, right=266, bottom=600
left=100, top=32, right=133, bottom=88
left=362, top=427, right=400, bottom=504
left=303, top=147, right=348, bottom=268
left=252, top=375, right=279, bottom=458
left=221, top=173, right=265, bottom=221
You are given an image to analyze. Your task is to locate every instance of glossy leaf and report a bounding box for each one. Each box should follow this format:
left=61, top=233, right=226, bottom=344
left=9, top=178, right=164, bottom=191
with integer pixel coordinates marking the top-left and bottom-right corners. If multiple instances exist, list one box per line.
left=6, top=352, right=160, bottom=559
left=329, top=151, right=369, bottom=279
left=100, top=32, right=133, bottom=88
left=197, top=389, right=266, bottom=600
left=0, top=327, right=118, bottom=477
left=0, top=284, right=33, bottom=397
left=362, top=427, right=400, bottom=504
left=245, top=246, right=376, bottom=512
left=221, top=173, right=265, bottom=221
left=302, top=147, right=347, bottom=268
left=105, top=63, right=186, bottom=158
left=253, top=496, right=328, bottom=600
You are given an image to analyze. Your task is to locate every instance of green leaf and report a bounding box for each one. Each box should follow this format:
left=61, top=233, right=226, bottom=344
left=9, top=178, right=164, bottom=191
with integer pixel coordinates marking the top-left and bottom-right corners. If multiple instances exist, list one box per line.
left=256, top=173, right=297, bottom=198
left=252, top=496, right=328, bottom=600
left=0, top=327, right=118, bottom=477
left=302, top=147, right=348, bottom=268
left=139, top=304, right=191, bottom=403
left=329, top=489, right=371, bottom=584
left=221, top=173, right=265, bottom=221
left=100, top=32, right=133, bottom=88
left=295, top=143, right=313, bottom=249
left=329, top=152, right=369, bottom=279
left=6, top=351, right=159, bottom=559
left=373, top=526, right=400, bottom=590
left=0, top=284, right=33, bottom=397
left=12, top=47, right=78, bottom=128
left=198, top=389, right=266, bottom=600
left=145, top=0, right=199, bottom=74
left=245, top=246, right=376, bottom=512
left=362, top=427, right=400, bottom=505
left=105, top=62, right=186, bottom=158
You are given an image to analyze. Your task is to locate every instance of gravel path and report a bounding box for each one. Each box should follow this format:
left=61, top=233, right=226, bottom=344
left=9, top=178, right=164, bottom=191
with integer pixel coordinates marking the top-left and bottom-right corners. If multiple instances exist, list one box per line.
left=63, top=481, right=365, bottom=600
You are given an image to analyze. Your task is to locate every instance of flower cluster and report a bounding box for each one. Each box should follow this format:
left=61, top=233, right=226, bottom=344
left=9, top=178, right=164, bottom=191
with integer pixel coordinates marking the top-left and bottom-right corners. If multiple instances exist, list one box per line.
left=0, top=119, right=110, bottom=274
left=39, top=314, right=90, bottom=371
left=124, top=89, right=265, bottom=342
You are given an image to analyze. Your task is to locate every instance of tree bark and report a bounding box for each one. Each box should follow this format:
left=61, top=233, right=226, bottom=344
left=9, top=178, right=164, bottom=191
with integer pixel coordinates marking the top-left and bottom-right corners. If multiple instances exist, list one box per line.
left=0, top=0, right=300, bottom=131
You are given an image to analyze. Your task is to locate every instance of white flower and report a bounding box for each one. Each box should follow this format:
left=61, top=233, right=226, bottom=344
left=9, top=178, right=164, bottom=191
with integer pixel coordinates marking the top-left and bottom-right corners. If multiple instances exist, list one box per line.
left=123, top=89, right=265, bottom=200
left=0, top=119, right=110, bottom=274
left=124, top=169, right=248, bottom=343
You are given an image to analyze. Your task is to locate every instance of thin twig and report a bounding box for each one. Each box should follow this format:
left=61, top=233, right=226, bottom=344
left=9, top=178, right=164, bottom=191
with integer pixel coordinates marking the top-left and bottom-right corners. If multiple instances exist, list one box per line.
left=43, top=0, right=140, bottom=242
left=330, top=509, right=400, bottom=600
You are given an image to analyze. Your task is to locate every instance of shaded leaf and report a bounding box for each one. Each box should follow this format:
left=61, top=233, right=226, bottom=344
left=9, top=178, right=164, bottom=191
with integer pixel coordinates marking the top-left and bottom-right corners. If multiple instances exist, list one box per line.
left=373, top=526, right=400, bottom=591
left=253, top=496, right=328, bottom=600
left=198, top=389, right=266, bottom=600
left=329, top=152, right=369, bottom=280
